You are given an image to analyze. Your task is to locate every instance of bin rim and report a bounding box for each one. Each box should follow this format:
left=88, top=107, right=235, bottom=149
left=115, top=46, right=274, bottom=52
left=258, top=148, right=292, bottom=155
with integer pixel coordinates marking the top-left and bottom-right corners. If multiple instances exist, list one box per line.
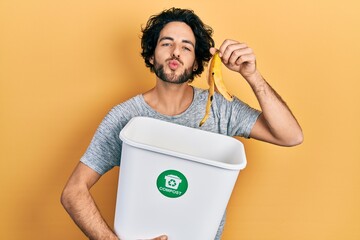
left=119, top=117, right=247, bottom=170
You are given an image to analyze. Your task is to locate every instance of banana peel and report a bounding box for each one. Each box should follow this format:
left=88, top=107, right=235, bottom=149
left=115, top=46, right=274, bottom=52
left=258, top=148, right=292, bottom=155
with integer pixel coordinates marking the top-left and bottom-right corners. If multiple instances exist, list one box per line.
left=199, top=51, right=234, bottom=127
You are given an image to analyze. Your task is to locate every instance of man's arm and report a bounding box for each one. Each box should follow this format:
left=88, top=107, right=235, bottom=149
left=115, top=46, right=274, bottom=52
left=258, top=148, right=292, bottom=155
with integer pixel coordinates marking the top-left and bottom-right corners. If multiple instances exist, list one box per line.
left=61, top=162, right=168, bottom=240
left=245, top=71, right=303, bottom=146
left=61, top=162, right=119, bottom=240
left=216, top=39, right=303, bottom=146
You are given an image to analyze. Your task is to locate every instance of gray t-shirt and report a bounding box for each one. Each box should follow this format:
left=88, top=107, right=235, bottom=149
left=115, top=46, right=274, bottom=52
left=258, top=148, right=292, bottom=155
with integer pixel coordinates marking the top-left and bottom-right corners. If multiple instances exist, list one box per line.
left=80, top=87, right=261, bottom=239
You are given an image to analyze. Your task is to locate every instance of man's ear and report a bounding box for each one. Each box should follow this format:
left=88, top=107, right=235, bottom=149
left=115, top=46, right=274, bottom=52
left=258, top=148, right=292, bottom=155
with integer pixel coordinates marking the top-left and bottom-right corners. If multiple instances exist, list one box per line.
left=149, top=56, right=154, bottom=65
left=193, top=61, right=198, bottom=71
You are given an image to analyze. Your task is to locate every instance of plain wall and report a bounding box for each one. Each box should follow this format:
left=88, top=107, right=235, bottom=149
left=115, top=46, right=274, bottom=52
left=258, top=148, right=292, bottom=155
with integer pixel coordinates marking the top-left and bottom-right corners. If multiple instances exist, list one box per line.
left=1, top=0, right=359, bottom=239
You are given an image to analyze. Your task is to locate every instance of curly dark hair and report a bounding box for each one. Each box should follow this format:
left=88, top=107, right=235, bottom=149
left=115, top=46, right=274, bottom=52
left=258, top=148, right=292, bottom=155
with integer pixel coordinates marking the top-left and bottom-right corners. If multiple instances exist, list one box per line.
left=141, top=8, right=215, bottom=81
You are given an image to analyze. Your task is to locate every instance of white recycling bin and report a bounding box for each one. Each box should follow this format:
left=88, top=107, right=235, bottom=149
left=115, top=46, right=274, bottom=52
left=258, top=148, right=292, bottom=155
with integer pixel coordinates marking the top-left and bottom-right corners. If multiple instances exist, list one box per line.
left=114, top=116, right=247, bottom=240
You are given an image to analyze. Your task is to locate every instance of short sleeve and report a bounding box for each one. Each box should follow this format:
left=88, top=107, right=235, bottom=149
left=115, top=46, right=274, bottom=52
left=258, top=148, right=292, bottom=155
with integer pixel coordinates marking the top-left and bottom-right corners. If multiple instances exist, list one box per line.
left=212, top=93, right=261, bottom=138
left=229, top=97, right=261, bottom=138
left=80, top=108, right=123, bottom=175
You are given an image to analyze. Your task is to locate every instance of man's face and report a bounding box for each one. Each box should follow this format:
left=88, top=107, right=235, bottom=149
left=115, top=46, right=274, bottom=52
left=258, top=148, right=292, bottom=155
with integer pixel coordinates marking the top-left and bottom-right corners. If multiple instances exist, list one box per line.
left=150, top=21, right=197, bottom=84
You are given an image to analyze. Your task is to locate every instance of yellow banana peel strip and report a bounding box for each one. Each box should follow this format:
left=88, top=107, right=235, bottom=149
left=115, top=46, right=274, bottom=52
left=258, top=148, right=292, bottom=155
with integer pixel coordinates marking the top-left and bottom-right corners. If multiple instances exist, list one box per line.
left=199, top=51, right=234, bottom=127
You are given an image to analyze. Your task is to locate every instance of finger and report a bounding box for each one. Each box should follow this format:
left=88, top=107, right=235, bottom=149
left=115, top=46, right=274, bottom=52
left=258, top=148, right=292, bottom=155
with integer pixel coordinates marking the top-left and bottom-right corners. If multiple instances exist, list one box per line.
left=152, top=235, right=168, bottom=240
left=218, top=39, right=238, bottom=56
left=209, top=47, right=218, bottom=56
left=228, top=47, right=254, bottom=66
left=235, top=53, right=256, bottom=66
left=221, top=42, right=249, bottom=64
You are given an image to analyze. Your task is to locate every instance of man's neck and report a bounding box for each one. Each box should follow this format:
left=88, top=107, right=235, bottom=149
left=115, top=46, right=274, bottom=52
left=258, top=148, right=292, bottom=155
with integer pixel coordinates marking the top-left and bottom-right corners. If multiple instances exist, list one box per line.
left=143, top=80, right=194, bottom=116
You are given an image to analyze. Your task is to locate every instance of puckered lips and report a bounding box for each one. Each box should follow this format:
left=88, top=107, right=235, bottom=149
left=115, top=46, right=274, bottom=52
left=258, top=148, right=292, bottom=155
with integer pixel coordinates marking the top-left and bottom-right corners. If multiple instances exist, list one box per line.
left=168, top=59, right=181, bottom=71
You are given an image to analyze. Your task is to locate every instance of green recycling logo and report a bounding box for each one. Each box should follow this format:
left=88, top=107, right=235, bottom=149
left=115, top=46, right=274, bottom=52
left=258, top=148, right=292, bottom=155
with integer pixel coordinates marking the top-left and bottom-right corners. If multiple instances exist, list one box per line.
left=156, top=170, right=188, bottom=198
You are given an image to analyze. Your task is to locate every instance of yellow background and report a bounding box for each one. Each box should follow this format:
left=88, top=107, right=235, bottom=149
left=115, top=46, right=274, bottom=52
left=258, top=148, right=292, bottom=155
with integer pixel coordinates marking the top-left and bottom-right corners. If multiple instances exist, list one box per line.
left=1, top=0, right=359, bottom=239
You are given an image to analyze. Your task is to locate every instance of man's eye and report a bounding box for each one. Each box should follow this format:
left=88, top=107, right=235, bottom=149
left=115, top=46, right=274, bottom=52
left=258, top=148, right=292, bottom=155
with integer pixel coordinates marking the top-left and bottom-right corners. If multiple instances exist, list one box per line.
left=183, top=46, right=191, bottom=51
left=162, top=43, right=171, bottom=46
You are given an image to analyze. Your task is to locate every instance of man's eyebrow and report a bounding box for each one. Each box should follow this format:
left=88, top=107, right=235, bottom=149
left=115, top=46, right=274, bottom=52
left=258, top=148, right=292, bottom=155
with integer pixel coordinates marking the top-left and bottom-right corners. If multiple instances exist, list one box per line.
left=159, top=36, right=195, bottom=48
left=182, top=39, right=195, bottom=48
left=159, top=36, right=174, bottom=42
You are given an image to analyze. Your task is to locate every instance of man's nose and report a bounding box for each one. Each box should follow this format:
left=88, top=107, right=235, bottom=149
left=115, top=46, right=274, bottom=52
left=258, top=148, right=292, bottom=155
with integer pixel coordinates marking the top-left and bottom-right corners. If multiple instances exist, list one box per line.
left=172, top=45, right=180, bottom=58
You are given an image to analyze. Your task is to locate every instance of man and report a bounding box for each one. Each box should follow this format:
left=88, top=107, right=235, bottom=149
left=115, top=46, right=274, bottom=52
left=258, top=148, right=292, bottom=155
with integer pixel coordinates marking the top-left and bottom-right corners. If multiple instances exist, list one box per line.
left=61, top=8, right=303, bottom=240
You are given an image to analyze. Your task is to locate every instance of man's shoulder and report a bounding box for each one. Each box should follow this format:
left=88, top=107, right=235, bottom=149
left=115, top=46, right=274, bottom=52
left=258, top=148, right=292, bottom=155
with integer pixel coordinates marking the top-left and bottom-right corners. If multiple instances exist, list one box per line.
left=193, top=86, right=208, bottom=99
left=112, top=94, right=143, bottom=108
left=104, top=94, right=145, bottom=118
